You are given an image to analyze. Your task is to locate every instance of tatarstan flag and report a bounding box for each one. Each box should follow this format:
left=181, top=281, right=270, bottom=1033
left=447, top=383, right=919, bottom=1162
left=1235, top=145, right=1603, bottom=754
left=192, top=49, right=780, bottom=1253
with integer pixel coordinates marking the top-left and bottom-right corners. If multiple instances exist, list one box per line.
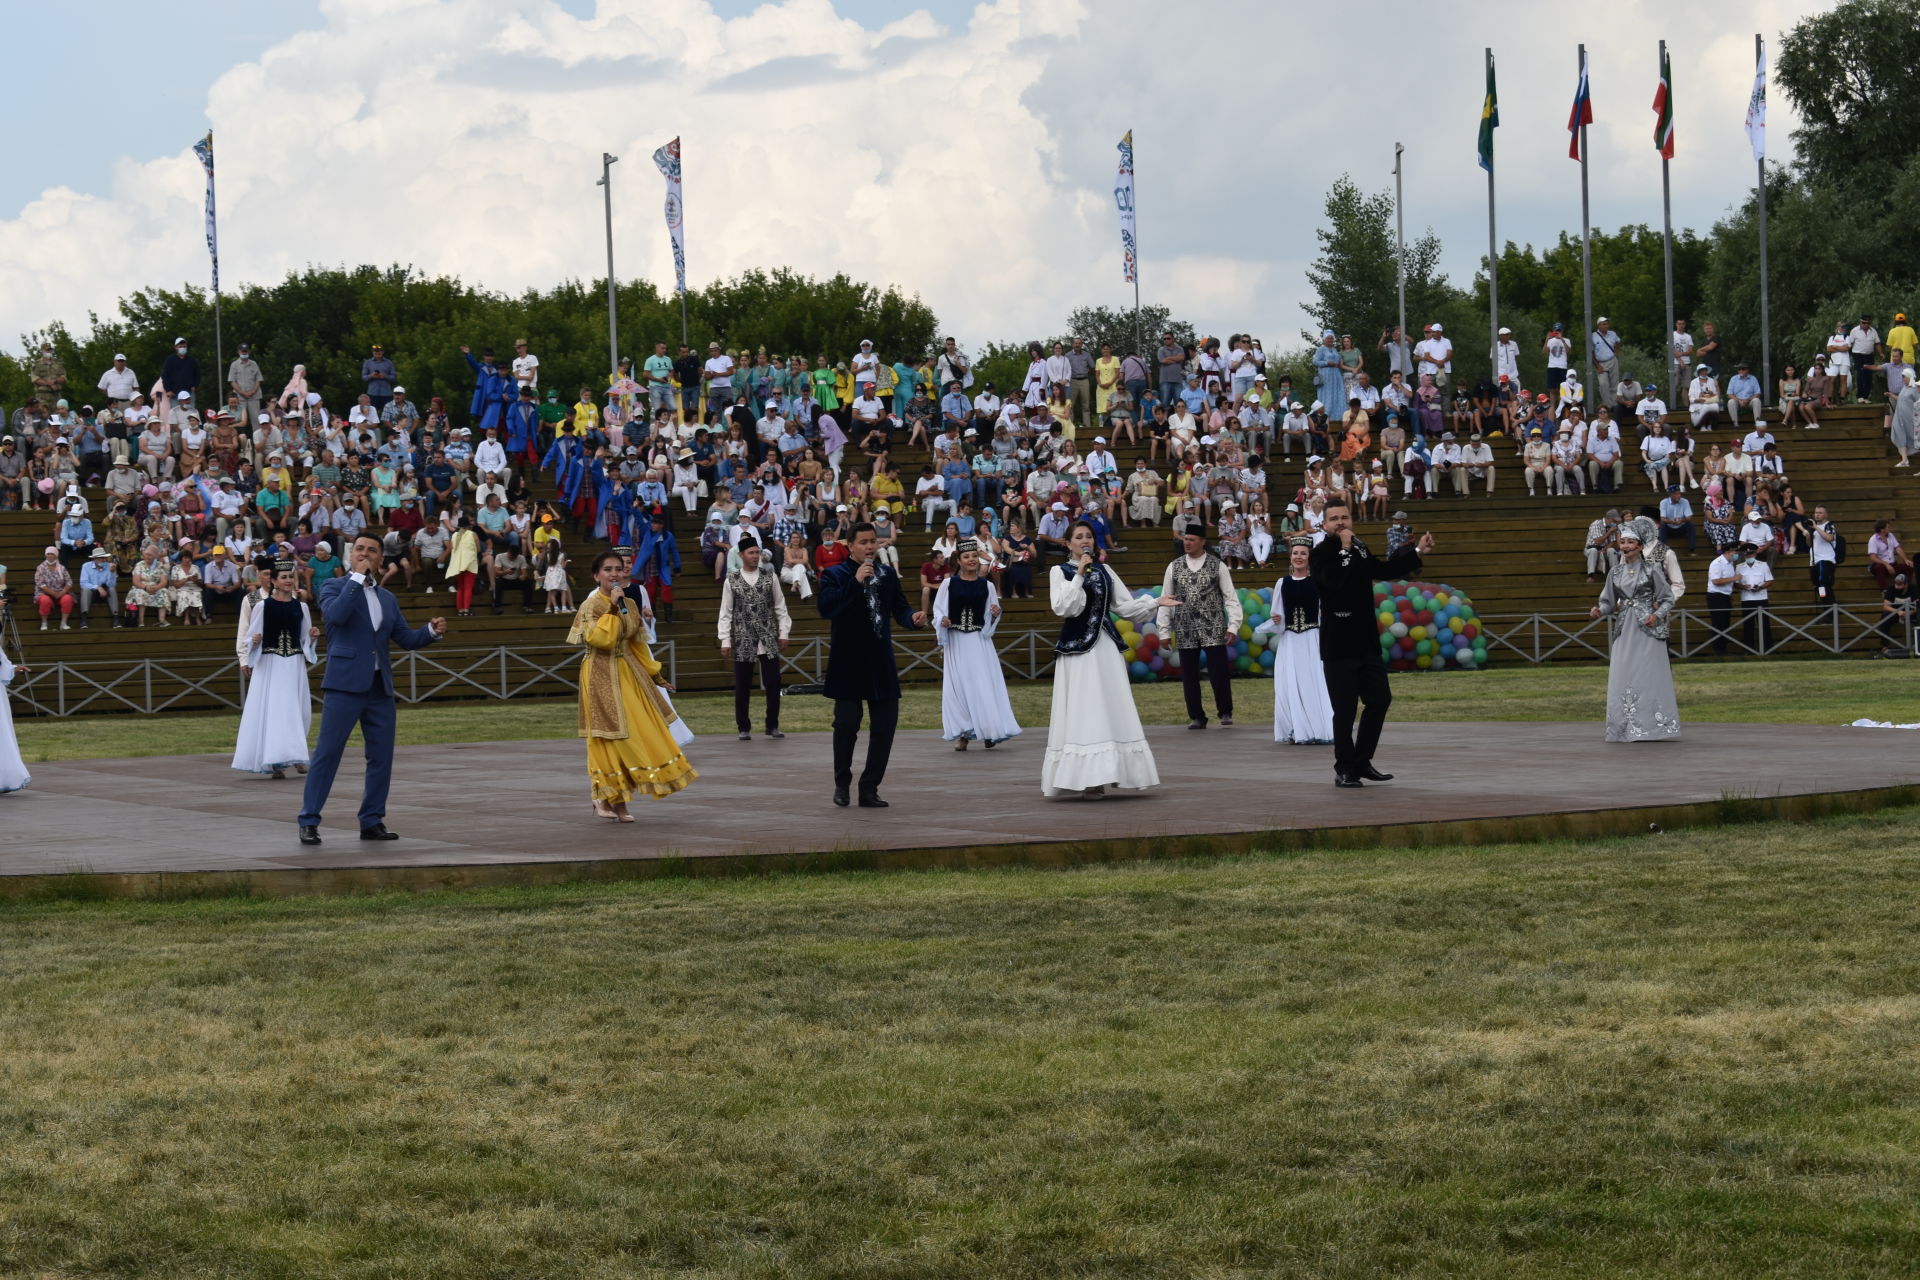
left=1652, top=45, right=1674, bottom=159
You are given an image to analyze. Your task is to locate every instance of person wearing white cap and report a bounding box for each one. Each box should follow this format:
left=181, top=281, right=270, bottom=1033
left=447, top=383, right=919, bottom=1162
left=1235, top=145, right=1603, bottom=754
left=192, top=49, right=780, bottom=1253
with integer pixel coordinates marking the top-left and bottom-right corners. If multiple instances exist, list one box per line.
left=1494, top=326, right=1521, bottom=383
left=1591, top=317, right=1622, bottom=405
left=1035, top=500, right=1073, bottom=567
left=160, top=337, right=200, bottom=419
left=1042, top=519, right=1164, bottom=798
left=1414, top=323, right=1453, bottom=387
left=96, top=353, right=139, bottom=408
left=1083, top=436, right=1118, bottom=492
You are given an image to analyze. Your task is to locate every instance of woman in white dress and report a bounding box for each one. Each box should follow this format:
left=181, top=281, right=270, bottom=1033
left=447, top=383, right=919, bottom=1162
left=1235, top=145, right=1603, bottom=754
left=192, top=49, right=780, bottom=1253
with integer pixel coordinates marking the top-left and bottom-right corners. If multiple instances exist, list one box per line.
left=1253, top=537, right=1335, bottom=745
left=934, top=539, right=1021, bottom=751
left=232, top=562, right=317, bottom=779
left=0, top=640, right=30, bottom=794
left=1041, top=521, right=1172, bottom=798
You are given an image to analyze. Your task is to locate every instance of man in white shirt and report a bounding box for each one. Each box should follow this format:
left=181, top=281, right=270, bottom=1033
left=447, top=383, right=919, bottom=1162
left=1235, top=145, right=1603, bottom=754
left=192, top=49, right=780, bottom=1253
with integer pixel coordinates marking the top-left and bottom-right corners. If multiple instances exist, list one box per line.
left=1585, top=509, right=1621, bottom=580
left=96, top=353, right=139, bottom=407
left=1414, top=324, right=1454, bottom=387
left=916, top=467, right=952, bottom=531
left=1280, top=402, right=1311, bottom=457
left=1738, top=507, right=1774, bottom=558
left=1741, top=424, right=1777, bottom=457
left=1551, top=429, right=1585, bottom=496
left=1705, top=543, right=1739, bottom=654
left=510, top=339, right=539, bottom=392
left=1670, top=319, right=1694, bottom=391
left=474, top=472, right=507, bottom=508
left=1808, top=504, right=1838, bottom=602
left=1584, top=419, right=1624, bottom=494
left=1735, top=550, right=1774, bottom=653
left=1542, top=322, right=1572, bottom=395
left=702, top=342, right=735, bottom=419
left=473, top=428, right=510, bottom=485
left=972, top=385, right=1002, bottom=420
left=717, top=536, right=793, bottom=741
left=1458, top=432, right=1495, bottom=495
left=1155, top=528, right=1244, bottom=730
left=1430, top=432, right=1462, bottom=493
left=1494, top=327, right=1520, bottom=383
left=1590, top=318, right=1622, bottom=405
left=1848, top=316, right=1882, bottom=402
left=1083, top=436, right=1119, bottom=489
left=849, top=387, right=885, bottom=432
left=1634, top=390, right=1668, bottom=439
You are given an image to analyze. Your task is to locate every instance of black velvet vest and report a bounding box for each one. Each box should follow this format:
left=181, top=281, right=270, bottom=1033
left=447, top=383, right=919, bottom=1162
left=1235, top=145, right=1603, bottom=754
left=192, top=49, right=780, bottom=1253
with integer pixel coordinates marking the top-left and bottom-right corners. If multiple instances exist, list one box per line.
left=1053, top=564, right=1124, bottom=656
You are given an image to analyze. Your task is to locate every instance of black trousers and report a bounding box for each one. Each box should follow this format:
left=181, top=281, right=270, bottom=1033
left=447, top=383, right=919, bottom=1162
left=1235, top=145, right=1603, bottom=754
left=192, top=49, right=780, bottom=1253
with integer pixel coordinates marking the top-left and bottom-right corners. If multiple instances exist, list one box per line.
left=833, top=696, right=899, bottom=794
left=1322, top=654, right=1391, bottom=772
left=1742, top=599, right=1771, bottom=654
left=1810, top=560, right=1836, bottom=600
left=1708, top=592, right=1733, bottom=655
left=492, top=576, right=536, bottom=610
left=734, top=655, right=781, bottom=732
left=1178, top=645, right=1233, bottom=721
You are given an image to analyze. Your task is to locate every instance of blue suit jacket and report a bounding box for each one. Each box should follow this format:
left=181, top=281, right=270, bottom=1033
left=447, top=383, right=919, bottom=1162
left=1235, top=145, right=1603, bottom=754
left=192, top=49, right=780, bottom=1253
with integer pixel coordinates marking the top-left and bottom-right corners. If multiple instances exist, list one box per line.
left=316, top=574, right=440, bottom=696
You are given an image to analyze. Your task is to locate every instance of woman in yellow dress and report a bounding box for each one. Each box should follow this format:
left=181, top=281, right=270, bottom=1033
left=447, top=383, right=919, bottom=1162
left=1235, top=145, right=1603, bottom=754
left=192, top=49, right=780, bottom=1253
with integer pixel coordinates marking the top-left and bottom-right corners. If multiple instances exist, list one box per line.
left=568, top=550, right=697, bottom=820
left=1094, top=343, right=1122, bottom=417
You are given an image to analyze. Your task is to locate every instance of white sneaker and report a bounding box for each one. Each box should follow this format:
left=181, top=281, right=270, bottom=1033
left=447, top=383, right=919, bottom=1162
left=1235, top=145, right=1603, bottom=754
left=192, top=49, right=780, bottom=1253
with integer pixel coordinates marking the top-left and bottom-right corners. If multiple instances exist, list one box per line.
left=60, top=620, right=70, bottom=631
left=39, top=620, right=47, bottom=631
left=425, top=586, right=434, bottom=593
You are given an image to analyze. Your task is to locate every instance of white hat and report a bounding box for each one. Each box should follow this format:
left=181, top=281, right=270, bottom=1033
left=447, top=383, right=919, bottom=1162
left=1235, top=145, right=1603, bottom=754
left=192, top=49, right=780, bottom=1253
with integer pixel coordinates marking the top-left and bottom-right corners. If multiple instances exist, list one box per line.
left=1498, top=326, right=1512, bottom=335
left=1254, top=373, right=1268, bottom=381
left=315, top=541, right=332, bottom=554
left=1093, top=435, right=1106, bottom=444
left=257, top=412, right=272, bottom=424
left=1050, top=501, right=1067, bottom=512
left=1309, top=400, right=1324, bottom=412
left=1307, top=454, right=1324, bottom=464
left=392, top=385, right=405, bottom=394
left=1430, top=323, right=1444, bottom=333
left=113, top=352, right=127, bottom=361
left=1220, top=499, right=1237, bottom=509
left=1596, top=316, right=1609, bottom=323
left=173, top=336, right=187, bottom=345
left=306, top=392, right=321, bottom=405
left=1289, top=401, right=1303, bottom=410
left=835, top=503, right=849, bottom=512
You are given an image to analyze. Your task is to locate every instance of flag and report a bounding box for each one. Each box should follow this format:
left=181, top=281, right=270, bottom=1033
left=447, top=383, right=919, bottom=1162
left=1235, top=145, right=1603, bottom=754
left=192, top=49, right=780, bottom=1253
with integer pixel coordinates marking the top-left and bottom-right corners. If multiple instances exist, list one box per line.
left=1652, top=45, right=1674, bottom=159
left=1114, top=130, right=1137, bottom=284
left=1744, top=38, right=1767, bottom=161
left=1567, top=50, right=1593, bottom=160
left=192, top=131, right=219, bottom=292
left=651, top=137, right=686, bottom=294
left=1477, top=58, right=1499, bottom=172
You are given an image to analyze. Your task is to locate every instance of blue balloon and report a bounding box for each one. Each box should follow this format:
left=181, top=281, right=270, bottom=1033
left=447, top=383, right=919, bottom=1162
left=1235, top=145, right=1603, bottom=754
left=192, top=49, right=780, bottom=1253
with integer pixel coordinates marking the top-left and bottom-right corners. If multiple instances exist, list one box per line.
left=1129, top=660, right=1149, bottom=679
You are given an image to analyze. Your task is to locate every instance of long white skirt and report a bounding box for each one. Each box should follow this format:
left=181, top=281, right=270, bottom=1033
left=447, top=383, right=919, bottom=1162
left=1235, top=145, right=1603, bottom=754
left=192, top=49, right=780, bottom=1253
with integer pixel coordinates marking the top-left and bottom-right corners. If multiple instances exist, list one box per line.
left=1041, top=635, right=1159, bottom=795
left=1271, top=629, right=1335, bottom=744
left=941, top=631, right=1022, bottom=744
left=0, top=688, right=28, bottom=794
left=231, top=652, right=313, bottom=773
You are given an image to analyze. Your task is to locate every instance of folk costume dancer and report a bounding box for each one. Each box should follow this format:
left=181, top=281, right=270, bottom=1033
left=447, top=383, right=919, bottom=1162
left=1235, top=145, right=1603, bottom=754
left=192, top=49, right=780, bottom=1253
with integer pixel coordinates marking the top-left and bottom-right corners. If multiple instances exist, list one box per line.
left=1041, top=520, right=1166, bottom=798
left=1591, top=525, right=1682, bottom=742
left=233, top=561, right=318, bottom=779
left=1157, top=528, right=1243, bottom=729
left=933, top=537, right=1021, bottom=750
left=717, top=536, right=791, bottom=741
left=0, top=626, right=28, bottom=794
left=1253, top=537, right=1336, bottom=745
left=569, top=549, right=697, bottom=822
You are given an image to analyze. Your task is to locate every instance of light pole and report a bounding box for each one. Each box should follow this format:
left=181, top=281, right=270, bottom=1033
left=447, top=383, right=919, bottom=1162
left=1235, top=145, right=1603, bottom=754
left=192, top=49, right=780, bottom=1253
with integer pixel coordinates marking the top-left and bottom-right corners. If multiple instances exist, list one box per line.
left=598, top=152, right=619, bottom=379
left=1393, top=142, right=1406, bottom=344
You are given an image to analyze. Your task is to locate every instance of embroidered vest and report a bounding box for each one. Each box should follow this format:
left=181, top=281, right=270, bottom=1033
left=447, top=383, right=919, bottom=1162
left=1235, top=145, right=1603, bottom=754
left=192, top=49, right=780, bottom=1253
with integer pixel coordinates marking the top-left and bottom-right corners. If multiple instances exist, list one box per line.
left=1053, top=565, right=1123, bottom=656
left=947, top=576, right=990, bottom=633
left=726, top=568, right=779, bottom=658
left=1278, top=574, right=1321, bottom=633
left=1170, top=553, right=1227, bottom=648
left=260, top=598, right=306, bottom=658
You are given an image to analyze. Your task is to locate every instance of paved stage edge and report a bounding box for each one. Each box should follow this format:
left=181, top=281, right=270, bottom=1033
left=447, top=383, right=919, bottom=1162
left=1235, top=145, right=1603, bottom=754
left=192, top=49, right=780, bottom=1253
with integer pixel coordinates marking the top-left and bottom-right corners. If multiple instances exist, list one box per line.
left=5, top=783, right=1914, bottom=903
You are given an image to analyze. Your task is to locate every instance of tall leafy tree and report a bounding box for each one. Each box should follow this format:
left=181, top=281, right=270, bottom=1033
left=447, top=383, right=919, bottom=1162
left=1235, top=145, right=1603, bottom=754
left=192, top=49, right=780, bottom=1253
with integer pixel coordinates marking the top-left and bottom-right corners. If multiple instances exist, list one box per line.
left=1304, top=175, right=1455, bottom=355
left=1776, top=0, right=1920, bottom=191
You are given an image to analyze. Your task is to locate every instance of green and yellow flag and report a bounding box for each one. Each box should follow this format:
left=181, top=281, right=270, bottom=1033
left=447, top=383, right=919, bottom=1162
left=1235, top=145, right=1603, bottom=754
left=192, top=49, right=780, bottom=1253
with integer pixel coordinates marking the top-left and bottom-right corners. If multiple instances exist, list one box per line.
left=1477, top=57, right=1499, bottom=173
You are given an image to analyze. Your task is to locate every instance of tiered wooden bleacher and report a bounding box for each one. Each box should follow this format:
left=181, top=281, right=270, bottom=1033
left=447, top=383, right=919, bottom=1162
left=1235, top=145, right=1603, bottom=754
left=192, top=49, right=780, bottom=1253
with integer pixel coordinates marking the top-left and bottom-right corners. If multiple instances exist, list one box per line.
left=3, top=404, right=1909, bottom=715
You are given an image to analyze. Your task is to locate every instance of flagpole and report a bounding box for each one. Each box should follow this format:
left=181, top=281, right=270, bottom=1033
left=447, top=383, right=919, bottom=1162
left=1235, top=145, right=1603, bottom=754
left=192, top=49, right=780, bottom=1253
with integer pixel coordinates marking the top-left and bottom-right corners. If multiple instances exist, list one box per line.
left=1393, top=142, right=1406, bottom=343
left=1659, top=40, right=1677, bottom=409
left=1485, top=49, right=1500, bottom=380
left=1754, top=33, right=1771, bottom=395
left=599, top=152, right=619, bottom=380
left=1578, top=45, right=1593, bottom=411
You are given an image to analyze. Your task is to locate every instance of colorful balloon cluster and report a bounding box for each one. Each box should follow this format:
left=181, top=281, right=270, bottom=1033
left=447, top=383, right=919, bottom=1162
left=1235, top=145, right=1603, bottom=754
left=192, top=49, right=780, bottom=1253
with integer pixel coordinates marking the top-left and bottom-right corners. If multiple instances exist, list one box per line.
left=1117, top=584, right=1282, bottom=682
left=1376, top=580, right=1488, bottom=670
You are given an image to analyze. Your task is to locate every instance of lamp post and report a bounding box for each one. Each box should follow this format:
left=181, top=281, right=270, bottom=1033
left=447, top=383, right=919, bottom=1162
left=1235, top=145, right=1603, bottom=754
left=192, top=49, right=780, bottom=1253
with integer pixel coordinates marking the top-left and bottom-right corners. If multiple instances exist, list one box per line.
left=598, top=152, right=619, bottom=379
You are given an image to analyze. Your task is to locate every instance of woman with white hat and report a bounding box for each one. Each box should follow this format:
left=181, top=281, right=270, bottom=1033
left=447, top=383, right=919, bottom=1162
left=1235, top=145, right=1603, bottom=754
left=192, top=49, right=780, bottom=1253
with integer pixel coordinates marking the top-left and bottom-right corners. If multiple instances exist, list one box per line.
left=1590, top=523, right=1681, bottom=742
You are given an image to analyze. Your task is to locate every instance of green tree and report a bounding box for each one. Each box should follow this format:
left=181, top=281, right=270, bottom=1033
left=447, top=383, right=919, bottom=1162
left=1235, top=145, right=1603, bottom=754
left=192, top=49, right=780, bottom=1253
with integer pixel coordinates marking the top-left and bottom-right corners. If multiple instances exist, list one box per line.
left=1062, top=304, right=1195, bottom=359
left=1776, top=0, right=1920, bottom=191
left=1303, top=176, right=1454, bottom=347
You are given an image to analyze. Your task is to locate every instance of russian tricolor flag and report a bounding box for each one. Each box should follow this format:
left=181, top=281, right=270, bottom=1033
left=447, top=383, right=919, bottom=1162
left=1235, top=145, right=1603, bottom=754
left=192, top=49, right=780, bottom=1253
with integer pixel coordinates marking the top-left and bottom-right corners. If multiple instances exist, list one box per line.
left=1568, top=52, right=1594, bottom=160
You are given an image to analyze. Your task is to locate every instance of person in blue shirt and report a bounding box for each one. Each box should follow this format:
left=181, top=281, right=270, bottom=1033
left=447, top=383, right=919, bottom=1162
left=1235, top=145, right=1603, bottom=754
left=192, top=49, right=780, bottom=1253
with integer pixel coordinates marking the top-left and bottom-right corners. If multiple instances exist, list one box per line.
left=642, top=342, right=676, bottom=417
left=1658, top=484, right=1697, bottom=553
left=1726, top=362, right=1764, bottom=430
left=634, top=512, right=682, bottom=622
left=505, top=385, right=541, bottom=459
left=1178, top=375, right=1210, bottom=416
left=77, top=547, right=119, bottom=628
left=941, top=450, right=972, bottom=508
left=57, top=508, right=95, bottom=568
left=953, top=501, right=978, bottom=538
left=460, top=345, right=511, bottom=433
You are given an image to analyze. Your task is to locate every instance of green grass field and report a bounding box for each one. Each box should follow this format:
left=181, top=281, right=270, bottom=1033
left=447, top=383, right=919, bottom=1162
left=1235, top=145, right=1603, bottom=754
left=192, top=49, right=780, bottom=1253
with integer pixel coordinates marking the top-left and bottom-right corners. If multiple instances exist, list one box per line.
left=13, top=655, right=1916, bottom=762
left=5, top=806, right=1920, bottom=1276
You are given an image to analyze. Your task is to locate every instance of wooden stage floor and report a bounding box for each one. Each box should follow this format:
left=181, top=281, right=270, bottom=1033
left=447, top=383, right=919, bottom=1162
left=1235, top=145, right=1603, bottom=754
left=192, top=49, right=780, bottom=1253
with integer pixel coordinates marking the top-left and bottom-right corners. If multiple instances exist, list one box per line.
left=2, top=723, right=1914, bottom=895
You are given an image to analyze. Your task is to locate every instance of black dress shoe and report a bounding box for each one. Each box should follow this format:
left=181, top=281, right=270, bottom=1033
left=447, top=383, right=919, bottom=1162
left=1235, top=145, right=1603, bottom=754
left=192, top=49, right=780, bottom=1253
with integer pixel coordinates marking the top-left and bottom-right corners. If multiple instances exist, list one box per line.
left=1219, top=715, right=1233, bottom=726
left=833, top=787, right=850, bottom=807
left=1356, top=764, right=1394, bottom=782
left=359, top=823, right=400, bottom=841
left=857, top=792, right=889, bottom=808
left=298, top=825, right=322, bottom=846
left=1334, top=771, right=1365, bottom=789
left=765, top=730, right=785, bottom=739
left=1187, top=718, right=1207, bottom=730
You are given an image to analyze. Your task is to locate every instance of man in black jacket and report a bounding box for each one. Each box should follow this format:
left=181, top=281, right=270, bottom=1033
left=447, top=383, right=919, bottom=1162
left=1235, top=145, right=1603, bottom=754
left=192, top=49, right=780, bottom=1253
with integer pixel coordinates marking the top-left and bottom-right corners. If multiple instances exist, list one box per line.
left=1309, top=496, right=1433, bottom=787
left=818, top=522, right=925, bottom=807
left=161, top=337, right=201, bottom=411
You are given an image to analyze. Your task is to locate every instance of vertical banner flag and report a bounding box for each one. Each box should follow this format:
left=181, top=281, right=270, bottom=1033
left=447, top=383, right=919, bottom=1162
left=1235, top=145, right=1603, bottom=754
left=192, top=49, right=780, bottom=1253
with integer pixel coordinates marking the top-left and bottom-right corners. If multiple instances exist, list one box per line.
left=1745, top=39, right=1767, bottom=160
left=1567, top=49, right=1593, bottom=160
left=1115, top=131, right=1137, bottom=284
left=652, top=137, right=686, bottom=294
left=192, top=131, right=218, bottom=291
left=1477, top=59, right=1499, bottom=172
left=1652, top=45, right=1675, bottom=158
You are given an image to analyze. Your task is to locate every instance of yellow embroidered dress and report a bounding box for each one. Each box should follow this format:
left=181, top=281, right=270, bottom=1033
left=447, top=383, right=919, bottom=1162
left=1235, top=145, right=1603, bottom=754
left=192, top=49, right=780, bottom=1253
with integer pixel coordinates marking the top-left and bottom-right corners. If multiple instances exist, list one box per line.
left=568, top=589, right=697, bottom=802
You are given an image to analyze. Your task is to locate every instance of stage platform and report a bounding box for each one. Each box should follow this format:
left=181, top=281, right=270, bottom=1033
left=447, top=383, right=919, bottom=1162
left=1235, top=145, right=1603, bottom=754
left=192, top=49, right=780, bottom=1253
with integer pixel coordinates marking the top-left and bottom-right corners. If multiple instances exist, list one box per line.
left=2, top=723, right=1914, bottom=899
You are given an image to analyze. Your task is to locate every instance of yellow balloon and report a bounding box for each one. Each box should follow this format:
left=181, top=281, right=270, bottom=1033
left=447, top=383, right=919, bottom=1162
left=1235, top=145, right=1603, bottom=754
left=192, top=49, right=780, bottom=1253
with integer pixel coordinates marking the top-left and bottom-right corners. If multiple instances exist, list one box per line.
left=1409, top=625, right=1426, bottom=641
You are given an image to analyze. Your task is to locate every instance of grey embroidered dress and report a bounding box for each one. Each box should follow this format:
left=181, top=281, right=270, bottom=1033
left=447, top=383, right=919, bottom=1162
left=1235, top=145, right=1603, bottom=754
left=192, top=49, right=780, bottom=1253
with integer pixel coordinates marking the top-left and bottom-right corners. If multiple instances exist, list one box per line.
left=1595, top=557, right=1681, bottom=742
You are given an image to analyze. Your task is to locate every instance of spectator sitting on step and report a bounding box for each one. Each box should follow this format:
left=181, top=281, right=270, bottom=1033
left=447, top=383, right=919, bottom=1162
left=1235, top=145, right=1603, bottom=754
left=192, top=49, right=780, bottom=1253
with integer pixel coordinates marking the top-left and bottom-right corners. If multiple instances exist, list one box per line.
left=1585, top=509, right=1621, bottom=581
left=33, top=546, right=76, bottom=631
left=1659, top=485, right=1696, bottom=554
left=1867, top=520, right=1911, bottom=590
left=1688, top=366, right=1721, bottom=431
left=1738, top=507, right=1774, bottom=561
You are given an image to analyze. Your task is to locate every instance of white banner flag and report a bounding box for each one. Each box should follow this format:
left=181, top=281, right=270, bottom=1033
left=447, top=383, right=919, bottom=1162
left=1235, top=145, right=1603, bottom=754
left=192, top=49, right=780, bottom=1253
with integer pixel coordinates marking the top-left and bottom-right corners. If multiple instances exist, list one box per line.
left=1115, top=130, right=1137, bottom=284
left=192, top=131, right=219, bottom=292
left=1744, top=39, right=1767, bottom=161
left=652, top=137, right=686, bottom=294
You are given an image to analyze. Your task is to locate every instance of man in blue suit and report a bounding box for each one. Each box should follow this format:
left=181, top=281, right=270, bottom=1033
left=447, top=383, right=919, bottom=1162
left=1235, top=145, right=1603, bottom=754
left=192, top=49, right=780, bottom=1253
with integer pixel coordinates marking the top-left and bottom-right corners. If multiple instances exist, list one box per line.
left=298, top=533, right=446, bottom=845
left=817, top=522, right=924, bottom=808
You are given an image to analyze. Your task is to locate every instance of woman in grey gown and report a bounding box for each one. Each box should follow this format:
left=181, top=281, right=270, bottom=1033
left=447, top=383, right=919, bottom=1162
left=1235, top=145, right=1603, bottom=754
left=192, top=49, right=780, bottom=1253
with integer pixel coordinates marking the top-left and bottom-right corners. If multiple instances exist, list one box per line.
left=1892, top=368, right=1917, bottom=468
left=1590, top=525, right=1681, bottom=742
